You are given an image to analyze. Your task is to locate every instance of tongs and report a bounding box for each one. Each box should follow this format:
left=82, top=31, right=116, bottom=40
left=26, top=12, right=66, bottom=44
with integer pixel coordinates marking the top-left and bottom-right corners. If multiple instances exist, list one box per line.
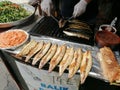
left=29, top=0, right=59, bottom=22
left=30, top=0, right=73, bottom=28
left=58, top=16, right=74, bottom=28
left=29, top=0, right=48, bottom=16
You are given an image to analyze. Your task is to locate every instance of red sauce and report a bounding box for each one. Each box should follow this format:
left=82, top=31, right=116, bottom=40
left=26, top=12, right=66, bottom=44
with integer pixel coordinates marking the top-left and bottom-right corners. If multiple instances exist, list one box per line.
left=0, top=29, right=27, bottom=48
left=95, top=30, right=120, bottom=46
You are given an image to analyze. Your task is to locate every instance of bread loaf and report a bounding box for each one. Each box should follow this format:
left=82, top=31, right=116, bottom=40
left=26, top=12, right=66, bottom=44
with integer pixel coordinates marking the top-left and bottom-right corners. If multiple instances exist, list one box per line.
left=97, top=46, right=120, bottom=83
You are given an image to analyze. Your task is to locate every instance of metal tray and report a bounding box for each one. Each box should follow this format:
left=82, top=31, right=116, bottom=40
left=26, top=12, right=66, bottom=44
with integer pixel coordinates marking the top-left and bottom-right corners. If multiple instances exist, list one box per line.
left=3, top=35, right=120, bottom=83
left=0, top=3, right=35, bottom=28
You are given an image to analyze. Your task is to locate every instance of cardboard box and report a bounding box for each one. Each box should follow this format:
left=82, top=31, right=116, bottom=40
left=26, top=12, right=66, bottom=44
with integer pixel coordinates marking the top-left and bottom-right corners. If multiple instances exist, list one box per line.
left=16, top=61, right=80, bottom=90
left=1, top=47, right=81, bottom=90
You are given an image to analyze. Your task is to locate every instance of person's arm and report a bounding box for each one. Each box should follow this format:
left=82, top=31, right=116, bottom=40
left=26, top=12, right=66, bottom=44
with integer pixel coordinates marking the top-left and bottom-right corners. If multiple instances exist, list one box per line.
left=85, top=0, right=92, bottom=3
left=73, top=0, right=93, bottom=18
left=28, top=0, right=41, bottom=5
left=40, top=0, right=53, bottom=16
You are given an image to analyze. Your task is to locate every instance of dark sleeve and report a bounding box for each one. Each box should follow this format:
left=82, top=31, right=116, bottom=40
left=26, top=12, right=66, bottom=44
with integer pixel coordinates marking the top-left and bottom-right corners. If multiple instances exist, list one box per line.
left=111, top=0, right=120, bottom=35
left=111, top=0, right=120, bottom=18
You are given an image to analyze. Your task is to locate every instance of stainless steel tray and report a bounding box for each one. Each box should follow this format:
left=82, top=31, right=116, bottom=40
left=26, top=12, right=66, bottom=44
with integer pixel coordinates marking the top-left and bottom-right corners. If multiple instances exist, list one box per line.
left=3, top=35, right=120, bottom=83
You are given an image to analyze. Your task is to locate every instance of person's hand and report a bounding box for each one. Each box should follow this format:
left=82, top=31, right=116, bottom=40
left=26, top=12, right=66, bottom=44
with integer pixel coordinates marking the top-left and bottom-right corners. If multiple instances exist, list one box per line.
left=28, top=0, right=40, bottom=7
left=73, top=0, right=88, bottom=18
left=41, top=0, right=53, bottom=16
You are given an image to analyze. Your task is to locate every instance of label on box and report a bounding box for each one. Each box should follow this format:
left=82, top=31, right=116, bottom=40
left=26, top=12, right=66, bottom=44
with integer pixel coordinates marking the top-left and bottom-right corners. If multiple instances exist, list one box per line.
left=16, top=61, right=80, bottom=90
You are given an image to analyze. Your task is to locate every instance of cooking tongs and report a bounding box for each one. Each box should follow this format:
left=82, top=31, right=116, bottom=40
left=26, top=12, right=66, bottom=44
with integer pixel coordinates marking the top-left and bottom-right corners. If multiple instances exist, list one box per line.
left=28, top=0, right=43, bottom=15
left=29, top=0, right=74, bottom=28
left=29, top=0, right=60, bottom=23
left=29, top=0, right=59, bottom=17
left=58, top=16, right=74, bottom=28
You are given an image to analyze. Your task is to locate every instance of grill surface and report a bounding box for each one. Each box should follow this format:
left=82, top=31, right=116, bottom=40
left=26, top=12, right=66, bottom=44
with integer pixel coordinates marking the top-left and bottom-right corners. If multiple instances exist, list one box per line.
left=29, top=16, right=94, bottom=46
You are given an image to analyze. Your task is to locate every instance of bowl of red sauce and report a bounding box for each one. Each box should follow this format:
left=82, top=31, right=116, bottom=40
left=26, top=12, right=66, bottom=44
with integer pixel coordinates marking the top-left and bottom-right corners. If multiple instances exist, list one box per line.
left=95, top=30, right=120, bottom=50
left=0, top=29, right=29, bottom=50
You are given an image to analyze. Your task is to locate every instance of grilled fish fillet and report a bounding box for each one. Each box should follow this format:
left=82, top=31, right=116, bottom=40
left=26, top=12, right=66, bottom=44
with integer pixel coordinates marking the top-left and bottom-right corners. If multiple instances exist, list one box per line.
left=48, top=44, right=67, bottom=72
left=18, top=40, right=38, bottom=56
left=59, top=47, right=74, bottom=76
left=25, top=41, right=44, bottom=62
left=80, top=50, right=92, bottom=84
left=68, top=20, right=90, bottom=28
left=97, top=47, right=120, bottom=83
left=32, top=42, right=51, bottom=65
left=39, top=44, right=58, bottom=69
left=68, top=24, right=90, bottom=30
left=63, top=31, right=90, bottom=40
left=68, top=48, right=83, bottom=78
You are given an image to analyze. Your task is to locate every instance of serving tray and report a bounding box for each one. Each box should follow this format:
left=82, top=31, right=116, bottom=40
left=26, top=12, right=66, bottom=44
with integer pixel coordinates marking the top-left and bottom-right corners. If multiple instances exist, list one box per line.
left=3, top=35, right=120, bottom=83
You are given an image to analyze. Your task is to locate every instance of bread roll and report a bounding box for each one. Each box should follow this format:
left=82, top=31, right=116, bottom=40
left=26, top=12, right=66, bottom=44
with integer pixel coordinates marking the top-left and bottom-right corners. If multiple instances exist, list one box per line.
left=98, top=46, right=120, bottom=83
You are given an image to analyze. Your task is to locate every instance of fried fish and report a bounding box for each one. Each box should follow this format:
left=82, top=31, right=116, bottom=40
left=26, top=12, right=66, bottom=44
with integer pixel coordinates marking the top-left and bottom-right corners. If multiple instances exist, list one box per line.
left=48, top=44, right=67, bottom=72
left=63, top=30, right=90, bottom=40
left=68, top=48, right=83, bottom=78
left=80, top=50, right=92, bottom=84
left=25, top=41, right=44, bottom=62
left=39, top=44, right=58, bottom=69
left=59, top=47, right=74, bottom=76
left=17, top=40, right=38, bottom=56
left=32, top=42, right=51, bottom=65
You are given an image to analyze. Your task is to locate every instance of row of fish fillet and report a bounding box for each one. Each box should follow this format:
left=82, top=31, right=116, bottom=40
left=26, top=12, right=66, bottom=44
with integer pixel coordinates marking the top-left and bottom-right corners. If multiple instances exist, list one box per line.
left=17, top=39, right=92, bottom=84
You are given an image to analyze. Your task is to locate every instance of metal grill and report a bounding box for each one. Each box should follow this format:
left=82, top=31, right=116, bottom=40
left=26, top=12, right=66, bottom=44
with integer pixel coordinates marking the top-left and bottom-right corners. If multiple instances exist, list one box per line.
left=29, top=16, right=94, bottom=46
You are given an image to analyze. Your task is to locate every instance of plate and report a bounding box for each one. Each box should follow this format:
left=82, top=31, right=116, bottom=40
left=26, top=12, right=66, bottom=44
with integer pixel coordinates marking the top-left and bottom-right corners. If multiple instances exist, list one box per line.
left=0, top=29, right=29, bottom=50
left=0, top=1, right=35, bottom=28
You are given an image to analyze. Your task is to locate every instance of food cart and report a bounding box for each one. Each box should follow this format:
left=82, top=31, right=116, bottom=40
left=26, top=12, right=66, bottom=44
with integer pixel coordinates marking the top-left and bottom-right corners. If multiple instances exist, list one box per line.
left=0, top=0, right=120, bottom=90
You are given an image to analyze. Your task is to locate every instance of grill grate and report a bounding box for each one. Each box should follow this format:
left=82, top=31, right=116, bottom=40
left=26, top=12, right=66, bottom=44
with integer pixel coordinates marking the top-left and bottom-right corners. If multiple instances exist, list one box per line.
left=29, top=16, right=94, bottom=46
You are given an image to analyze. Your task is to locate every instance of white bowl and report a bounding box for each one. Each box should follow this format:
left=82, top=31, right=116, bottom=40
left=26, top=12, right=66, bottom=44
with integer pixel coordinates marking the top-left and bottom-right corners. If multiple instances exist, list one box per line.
left=0, top=3, right=35, bottom=28
left=0, top=29, right=29, bottom=50
left=99, top=24, right=117, bottom=34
